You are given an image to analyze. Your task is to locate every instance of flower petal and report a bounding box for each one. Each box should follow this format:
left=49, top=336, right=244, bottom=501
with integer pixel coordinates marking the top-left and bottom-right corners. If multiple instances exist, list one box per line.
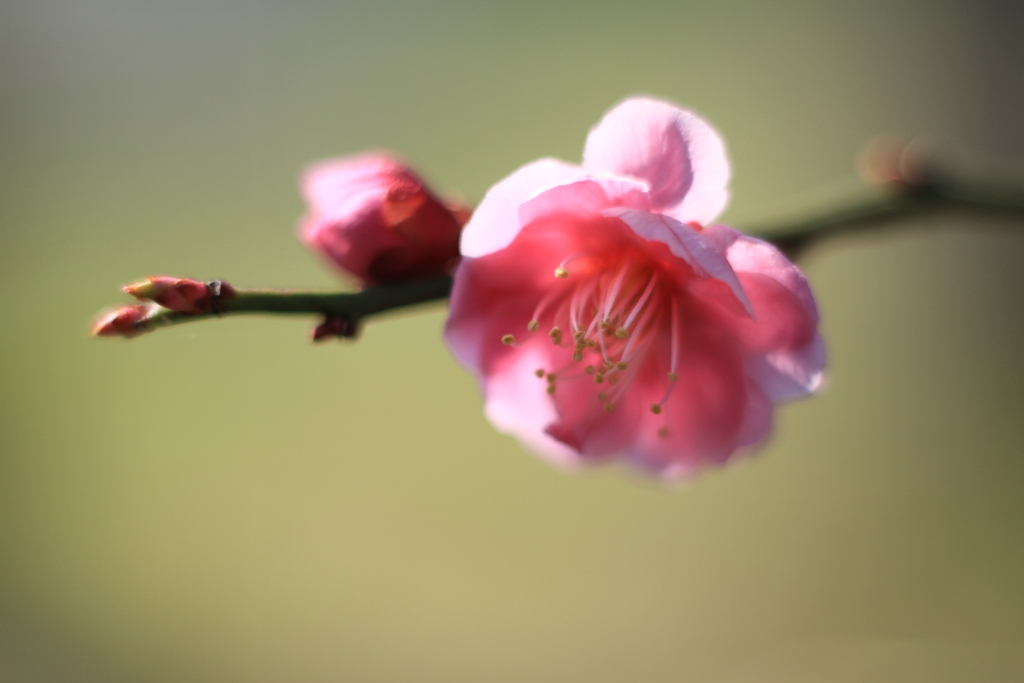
left=582, top=97, right=730, bottom=224
left=608, top=209, right=752, bottom=316
left=482, top=342, right=582, bottom=467
left=460, top=158, right=582, bottom=258
left=724, top=272, right=818, bottom=352
left=519, top=176, right=651, bottom=227
left=300, top=153, right=408, bottom=217
left=734, top=381, right=774, bottom=450
left=699, top=224, right=825, bottom=401
left=700, top=224, right=818, bottom=320
left=624, top=319, right=750, bottom=477
left=544, top=363, right=646, bottom=461
left=748, top=334, right=826, bottom=402
left=445, top=255, right=549, bottom=375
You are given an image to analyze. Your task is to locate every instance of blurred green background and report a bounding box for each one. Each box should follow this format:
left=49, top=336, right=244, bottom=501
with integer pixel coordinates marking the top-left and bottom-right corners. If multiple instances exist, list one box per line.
left=2, top=1, right=1023, bottom=681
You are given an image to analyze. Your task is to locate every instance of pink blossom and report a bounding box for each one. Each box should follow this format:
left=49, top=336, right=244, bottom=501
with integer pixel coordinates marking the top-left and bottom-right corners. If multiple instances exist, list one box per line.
left=300, top=153, right=470, bottom=287
left=445, top=98, right=824, bottom=479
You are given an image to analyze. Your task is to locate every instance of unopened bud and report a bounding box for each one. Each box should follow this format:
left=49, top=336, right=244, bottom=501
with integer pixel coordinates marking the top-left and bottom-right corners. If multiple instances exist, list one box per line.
left=93, top=304, right=153, bottom=338
left=300, top=154, right=470, bottom=287
left=858, top=136, right=933, bottom=191
left=311, top=315, right=358, bottom=341
left=124, top=277, right=212, bottom=314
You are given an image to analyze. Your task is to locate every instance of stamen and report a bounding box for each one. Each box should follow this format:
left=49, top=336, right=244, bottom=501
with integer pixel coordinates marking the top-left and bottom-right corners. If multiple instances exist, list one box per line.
left=602, top=260, right=632, bottom=320
left=526, top=254, right=678, bottom=424
left=553, top=254, right=581, bottom=279
left=657, top=427, right=669, bottom=439
left=597, top=328, right=610, bottom=364
left=623, top=273, right=657, bottom=329
left=621, top=300, right=658, bottom=361
left=670, top=298, right=681, bottom=377
left=528, top=287, right=563, bottom=329
left=653, top=368, right=680, bottom=413
left=567, top=276, right=599, bottom=335
left=501, top=334, right=515, bottom=345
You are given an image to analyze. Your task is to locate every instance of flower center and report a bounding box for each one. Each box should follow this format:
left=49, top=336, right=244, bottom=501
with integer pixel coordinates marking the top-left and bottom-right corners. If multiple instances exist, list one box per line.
left=502, top=254, right=681, bottom=437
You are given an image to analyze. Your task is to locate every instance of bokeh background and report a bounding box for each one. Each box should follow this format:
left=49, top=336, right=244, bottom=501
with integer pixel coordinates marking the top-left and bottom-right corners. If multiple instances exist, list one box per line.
left=2, top=1, right=1023, bottom=681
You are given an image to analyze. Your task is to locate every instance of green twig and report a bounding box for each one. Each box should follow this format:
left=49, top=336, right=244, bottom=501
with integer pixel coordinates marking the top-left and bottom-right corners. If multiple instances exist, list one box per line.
left=110, top=175, right=1024, bottom=340
left=142, top=276, right=453, bottom=335
left=747, top=179, right=1024, bottom=259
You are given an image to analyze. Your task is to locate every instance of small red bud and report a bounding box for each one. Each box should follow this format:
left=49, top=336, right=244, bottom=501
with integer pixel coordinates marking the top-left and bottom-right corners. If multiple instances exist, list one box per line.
left=124, top=276, right=212, bottom=314
left=93, top=304, right=153, bottom=338
left=311, top=316, right=358, bottom=341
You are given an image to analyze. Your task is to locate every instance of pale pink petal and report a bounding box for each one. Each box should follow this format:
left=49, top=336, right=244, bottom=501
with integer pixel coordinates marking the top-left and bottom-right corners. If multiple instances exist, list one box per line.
left=701, top=224, right=818, bottom=320
left=482, top=342, right=581, bottom=467
left=700, top=224, right=825, bottom=401
left=445, top=255, right=550, bottom=374
left=609, top=209, right=752, bottom=316
left=460, top=158, right=582, bottom=258
left=518, top=176, right=651, bottom=227
left=734, top=381, right=774, bottom=450
left=582, top=97, right=730, bottom=224
left=723, top=272, right=818, bottom=352
left=748, top=334, right=826, bottom=402
left=301, top=153, right=408, bottom=218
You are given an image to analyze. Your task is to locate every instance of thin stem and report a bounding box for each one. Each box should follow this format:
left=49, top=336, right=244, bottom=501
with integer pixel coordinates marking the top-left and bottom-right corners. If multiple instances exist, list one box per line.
left=110, top=174, right=1024, bottom=340
left=143, top=276, right=452, bottom=333
left=747, top=178, right=1024, bottom=258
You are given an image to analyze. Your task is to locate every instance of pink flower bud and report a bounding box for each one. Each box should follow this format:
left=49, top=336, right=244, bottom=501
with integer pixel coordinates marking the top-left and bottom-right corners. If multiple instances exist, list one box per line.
left=299, top=153, right=470, bottom=286
left=124, top=277, right=212, bottom=314
left=93, top=304, right=153, bottom=338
